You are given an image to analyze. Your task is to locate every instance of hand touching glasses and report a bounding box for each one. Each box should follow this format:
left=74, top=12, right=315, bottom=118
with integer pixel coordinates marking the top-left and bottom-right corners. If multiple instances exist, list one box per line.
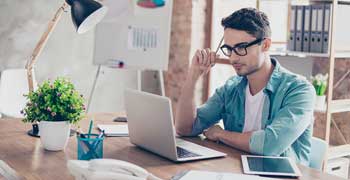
left=188, top=37, right=223, bottom=80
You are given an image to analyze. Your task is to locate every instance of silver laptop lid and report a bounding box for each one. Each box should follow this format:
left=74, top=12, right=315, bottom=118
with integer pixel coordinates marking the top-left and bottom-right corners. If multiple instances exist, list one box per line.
left=124, top=89, right=178, bottom=160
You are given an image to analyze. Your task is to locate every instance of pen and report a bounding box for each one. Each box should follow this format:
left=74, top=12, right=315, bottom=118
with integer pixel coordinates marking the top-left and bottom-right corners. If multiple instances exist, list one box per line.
left=95, top=130, right=105, bottom=142
left=92, top=130, right=105, bottom=149
left=215, top=36, right=224, bottom=54
left=88, top=119, right=93, bottom=138
left=211, top=36, right=224, bottom=67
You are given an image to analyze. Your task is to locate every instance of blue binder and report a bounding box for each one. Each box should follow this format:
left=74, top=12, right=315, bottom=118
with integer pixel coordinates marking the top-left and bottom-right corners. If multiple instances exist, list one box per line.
left=295, top=6, right=304, bottom=51
left=321, top=4, right=331, bottom=53
left=310, top=4, right=323, bottom=53
left=287, top=6, right=297, bottom=51
left=302, top=6, right=312, bottom=52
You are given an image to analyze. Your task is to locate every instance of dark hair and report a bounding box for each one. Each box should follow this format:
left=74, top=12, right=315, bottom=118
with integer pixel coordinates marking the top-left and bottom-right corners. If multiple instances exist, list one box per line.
left=221, top=8, right=271, bottom=39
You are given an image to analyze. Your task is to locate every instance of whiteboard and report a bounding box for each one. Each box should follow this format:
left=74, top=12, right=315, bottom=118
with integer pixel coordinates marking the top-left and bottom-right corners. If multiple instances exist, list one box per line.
left=93, top=0, right=173, bottom=70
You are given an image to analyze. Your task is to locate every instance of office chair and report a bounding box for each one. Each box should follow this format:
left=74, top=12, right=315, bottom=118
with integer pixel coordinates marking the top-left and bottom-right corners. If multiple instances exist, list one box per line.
left=309, top=137, right=327, bottom=170
left=0, top=69, right=37, bottom=118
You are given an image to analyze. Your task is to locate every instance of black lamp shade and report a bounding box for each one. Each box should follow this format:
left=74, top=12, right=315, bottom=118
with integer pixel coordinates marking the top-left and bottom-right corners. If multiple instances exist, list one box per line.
left=66, top=0, right=108, bottom=34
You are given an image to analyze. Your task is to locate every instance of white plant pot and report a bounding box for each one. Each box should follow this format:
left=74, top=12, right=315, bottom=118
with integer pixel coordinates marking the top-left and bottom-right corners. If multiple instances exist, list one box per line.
left=314, top=95, right=326, bottom=111
left=39, top=121, right=71, bottom=151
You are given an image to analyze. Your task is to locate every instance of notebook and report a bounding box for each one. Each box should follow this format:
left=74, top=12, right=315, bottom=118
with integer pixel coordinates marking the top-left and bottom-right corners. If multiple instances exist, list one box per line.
left=97, top=124, right=129, bottom=137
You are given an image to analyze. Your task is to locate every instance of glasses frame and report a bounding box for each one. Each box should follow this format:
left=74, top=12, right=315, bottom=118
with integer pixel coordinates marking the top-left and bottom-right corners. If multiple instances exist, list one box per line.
left=220, top=38, right=266, bottom=57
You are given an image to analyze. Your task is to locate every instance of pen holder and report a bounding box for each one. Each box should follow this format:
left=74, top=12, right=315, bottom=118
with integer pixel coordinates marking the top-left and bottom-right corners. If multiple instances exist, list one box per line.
left=77, top=134, right=104, bottom=160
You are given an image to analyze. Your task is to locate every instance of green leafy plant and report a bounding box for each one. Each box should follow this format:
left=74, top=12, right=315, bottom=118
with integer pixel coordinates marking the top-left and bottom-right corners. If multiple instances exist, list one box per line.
left=21, top=77, right=85, bottom=124
left=311, top=73, right=328, bottom=96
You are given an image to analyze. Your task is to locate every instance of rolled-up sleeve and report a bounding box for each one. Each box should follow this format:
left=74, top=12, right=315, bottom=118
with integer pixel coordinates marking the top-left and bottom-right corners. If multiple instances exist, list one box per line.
left=249, top=82, right=316, bottom=155
left=190, top=86, right=226, bottom=136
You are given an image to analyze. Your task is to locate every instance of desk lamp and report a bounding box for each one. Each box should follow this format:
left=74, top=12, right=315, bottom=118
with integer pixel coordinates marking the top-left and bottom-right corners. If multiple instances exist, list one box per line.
left=25, top=0, right=108, bottom=137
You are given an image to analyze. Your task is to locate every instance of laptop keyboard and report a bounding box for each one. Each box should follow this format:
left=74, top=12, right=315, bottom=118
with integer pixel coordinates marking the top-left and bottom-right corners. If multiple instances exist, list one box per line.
left=176, top=146, right=201, bottom=158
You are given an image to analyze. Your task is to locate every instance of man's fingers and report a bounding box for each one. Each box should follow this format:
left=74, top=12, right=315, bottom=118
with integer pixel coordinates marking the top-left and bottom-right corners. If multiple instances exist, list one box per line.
left=193, top=49, right=216, bottom=74
left=211, top=54, right=220, bottom=67
left=196, top=50, right=202, bottom=64
left=210, top=51, right=216, bottom=66
left=203, top=130, right=207, bottom=136
left=201, top=49, right=208, bottom=66
left=205, top=48, right=211, bottom=66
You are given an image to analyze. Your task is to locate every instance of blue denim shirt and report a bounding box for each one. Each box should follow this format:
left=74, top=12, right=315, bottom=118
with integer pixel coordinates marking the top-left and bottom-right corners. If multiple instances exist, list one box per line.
left=191, top=58, right=316, bottom=166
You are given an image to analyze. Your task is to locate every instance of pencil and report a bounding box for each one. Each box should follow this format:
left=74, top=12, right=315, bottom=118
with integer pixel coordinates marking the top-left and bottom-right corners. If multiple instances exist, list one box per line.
left=88, top=119, right=93, bottom=138
left=211, top=36, right=224, bottom=67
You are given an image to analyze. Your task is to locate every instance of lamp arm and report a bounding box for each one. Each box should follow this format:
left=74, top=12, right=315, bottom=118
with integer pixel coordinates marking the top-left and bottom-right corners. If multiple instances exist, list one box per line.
left=25, top=2, right=68, bottom=92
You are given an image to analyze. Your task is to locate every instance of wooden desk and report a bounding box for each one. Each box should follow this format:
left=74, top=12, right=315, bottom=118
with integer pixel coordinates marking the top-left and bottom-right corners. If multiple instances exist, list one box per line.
left=0, top=113, right=344, bottom=180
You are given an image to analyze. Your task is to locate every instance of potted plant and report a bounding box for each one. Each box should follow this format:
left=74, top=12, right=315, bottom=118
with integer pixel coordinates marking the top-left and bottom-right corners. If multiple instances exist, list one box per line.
left=311, top=73, right=328, bottom=111
left=22, top=77, right=85, bottom=151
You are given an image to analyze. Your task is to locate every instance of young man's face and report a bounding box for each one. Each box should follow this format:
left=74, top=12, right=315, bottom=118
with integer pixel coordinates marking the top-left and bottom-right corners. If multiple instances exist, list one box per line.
left=223, top=28, right=269, bottom=76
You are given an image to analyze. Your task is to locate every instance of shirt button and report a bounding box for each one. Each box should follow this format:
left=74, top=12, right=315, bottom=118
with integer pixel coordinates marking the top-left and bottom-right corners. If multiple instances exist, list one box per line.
left=238, top=124, right=243, bottom=128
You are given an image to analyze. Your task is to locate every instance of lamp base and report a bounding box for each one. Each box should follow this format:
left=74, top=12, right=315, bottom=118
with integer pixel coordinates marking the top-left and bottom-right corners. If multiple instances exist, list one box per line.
left=27, top=123, right=76, bottom=138
left=27, top=123, right=39, bottom=137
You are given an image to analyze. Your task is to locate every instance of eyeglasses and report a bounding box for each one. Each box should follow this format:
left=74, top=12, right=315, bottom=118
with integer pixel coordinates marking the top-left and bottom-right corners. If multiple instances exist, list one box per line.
left=220, top=38, right=265, bottom=57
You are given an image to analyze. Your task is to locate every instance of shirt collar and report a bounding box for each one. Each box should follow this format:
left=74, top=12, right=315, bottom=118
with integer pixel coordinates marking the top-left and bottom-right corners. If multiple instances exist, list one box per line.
left=264, top=57, right=282, bottom=93
left=237, top=57, right=282, bottom=95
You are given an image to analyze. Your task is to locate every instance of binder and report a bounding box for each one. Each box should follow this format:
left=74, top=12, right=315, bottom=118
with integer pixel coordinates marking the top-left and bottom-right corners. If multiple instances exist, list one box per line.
left=302, top=5, right=312, bottom=52
left=287, top=6, right=297, bottom=51
left=310, top=4, right=323, bottom=53
left=295, top=6, right=304, bottom=51
left=322, top=4, right=331, bottom=53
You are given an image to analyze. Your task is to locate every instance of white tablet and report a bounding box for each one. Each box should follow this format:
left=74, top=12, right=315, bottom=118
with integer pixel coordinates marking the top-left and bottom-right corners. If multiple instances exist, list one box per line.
left=241, top=155, right=302, bottom=177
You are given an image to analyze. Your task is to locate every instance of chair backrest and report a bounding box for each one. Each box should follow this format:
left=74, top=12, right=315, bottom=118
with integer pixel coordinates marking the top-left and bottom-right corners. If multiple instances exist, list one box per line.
left=309, top=137, right=327, bottom=170
left=0, top=69, right=37, bottom=118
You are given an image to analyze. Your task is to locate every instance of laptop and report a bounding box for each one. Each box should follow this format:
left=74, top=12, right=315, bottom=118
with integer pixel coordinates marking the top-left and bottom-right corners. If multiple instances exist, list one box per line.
left=124, top=89, right=226, bottom=162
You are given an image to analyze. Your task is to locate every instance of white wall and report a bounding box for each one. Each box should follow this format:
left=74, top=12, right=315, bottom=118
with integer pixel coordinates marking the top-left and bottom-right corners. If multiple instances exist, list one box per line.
left=0, top=0, right=139, bottom=113
left=191, top=0, right=207, bottom=106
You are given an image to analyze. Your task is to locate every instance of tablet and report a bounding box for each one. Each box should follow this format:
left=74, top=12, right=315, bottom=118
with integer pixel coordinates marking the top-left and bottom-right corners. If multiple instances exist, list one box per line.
left=241, top=155, right=302, bottom=177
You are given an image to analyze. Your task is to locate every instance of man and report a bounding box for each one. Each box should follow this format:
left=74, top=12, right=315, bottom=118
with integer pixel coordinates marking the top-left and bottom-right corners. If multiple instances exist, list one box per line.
left=175, top=8, right=315, bottom=166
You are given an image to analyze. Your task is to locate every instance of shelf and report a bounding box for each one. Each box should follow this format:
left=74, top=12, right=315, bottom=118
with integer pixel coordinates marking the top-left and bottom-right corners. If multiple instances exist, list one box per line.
left=291, top=0, right=350, bottom=5
left=330, top=99, right=350, bottom=113
left=340, top=0, right=350, bottom=5
left=328, top=144, right=350, bottom=159
left=270, top=50, right=328, bottom=58
left=286, top=51, right=329, bottom=58
left=332, top=50, right=350, bottom=58
left=313, top=99, right=350, bottom=113
left=269, top=50, right=350, bottom=58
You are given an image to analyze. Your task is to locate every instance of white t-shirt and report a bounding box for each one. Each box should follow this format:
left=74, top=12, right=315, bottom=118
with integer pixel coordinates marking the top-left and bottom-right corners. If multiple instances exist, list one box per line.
left=243, top=84, right=266, bottom=132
